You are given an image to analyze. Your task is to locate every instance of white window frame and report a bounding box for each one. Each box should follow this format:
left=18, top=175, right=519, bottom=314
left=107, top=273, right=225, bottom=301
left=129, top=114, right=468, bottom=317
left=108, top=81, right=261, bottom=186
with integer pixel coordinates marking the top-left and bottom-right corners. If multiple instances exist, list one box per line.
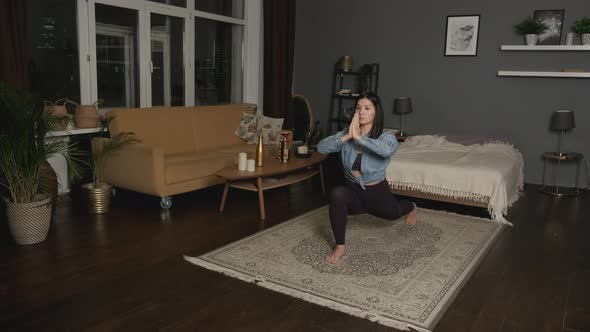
left=77, top=0, right=262, bottom=110
left=145, top=4, right=190, bottom=107
left=95, top=23, right=137, bottom=107
left=150, top=31, right=172, bottom=106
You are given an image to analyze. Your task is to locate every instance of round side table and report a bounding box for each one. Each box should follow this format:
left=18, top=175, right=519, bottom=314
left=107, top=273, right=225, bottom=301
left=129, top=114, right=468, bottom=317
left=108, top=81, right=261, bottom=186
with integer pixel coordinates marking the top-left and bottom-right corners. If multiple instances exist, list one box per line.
left=541, top=152, right=590, bottom=196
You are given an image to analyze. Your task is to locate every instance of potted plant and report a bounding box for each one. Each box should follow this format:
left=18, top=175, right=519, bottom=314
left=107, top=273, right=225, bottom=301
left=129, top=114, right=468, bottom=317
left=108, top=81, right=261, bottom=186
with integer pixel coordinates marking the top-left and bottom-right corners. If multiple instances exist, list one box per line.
left=84, top=115, right=139, bottom=214
left=43, top=98, right=69, bottom=130
left=66, top=99, right=102, bottom=129
left=572, top=17, right=590, bottom=45
left=514, top=16, right=548, bottom=45
left=0, top=82, right=84, bottom=245
left=304, top=120, right=323, bottom=151
left=357, top=64, right=373, bottom=93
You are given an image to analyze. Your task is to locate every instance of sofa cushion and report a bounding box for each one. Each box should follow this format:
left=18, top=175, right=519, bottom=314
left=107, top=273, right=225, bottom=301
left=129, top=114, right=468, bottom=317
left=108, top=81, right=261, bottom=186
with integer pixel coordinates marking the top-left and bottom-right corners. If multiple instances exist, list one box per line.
left=192, top=108, right=248, bottom=151
left=216, top=144, right=257, bottom=156
left=234, top=111, right=259, bottom=144
left=164, top=150, right=235, bottom=185
left=258, top=116, right=284, bottom=145
left=109, top=108, right=196, bottom=154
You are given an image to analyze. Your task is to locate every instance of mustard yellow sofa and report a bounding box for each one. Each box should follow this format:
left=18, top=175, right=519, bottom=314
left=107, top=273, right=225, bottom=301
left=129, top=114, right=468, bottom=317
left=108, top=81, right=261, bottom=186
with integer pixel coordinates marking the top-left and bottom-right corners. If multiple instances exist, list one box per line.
left=101, top=104, right=257, bottom=208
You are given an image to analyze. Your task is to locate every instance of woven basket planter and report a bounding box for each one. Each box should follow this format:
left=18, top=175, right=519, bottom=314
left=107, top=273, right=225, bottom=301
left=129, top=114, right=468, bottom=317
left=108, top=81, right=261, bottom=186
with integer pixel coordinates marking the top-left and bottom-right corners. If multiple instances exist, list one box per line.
left=5, top=194, right=52, bottom=245
left=39, top=160, right=58, bottom=221
left=44, top=104, right=68, bottom=130
left=84, top=183, right=112, bottom=214
left=75, top=105, right=100, bottom=128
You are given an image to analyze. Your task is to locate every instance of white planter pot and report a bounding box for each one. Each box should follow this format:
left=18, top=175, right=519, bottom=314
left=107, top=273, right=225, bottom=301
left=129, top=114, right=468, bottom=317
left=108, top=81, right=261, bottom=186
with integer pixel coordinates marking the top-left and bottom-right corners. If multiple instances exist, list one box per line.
left=5, top=194, right=52, bottom=245
left=525, top=34, right=538, bottom=45
left=582, top=34, right=590, bottom=45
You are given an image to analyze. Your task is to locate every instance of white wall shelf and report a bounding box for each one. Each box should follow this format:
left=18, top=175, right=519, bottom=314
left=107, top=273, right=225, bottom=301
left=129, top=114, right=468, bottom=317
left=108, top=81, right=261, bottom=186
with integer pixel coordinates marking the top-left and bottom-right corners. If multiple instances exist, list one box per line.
left=497, top=71, right=590, bottom=78
left=46, top=127, right=102, bottom=138
left=500, top=45, right=590, bottom=51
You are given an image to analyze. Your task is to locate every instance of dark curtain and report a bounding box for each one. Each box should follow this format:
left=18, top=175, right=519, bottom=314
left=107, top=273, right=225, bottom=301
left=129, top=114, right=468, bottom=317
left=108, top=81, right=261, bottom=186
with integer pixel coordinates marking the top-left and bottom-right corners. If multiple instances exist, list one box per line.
left=263, top=0, right=295, bottom=130
left=0, top=0, right=28, bottom=90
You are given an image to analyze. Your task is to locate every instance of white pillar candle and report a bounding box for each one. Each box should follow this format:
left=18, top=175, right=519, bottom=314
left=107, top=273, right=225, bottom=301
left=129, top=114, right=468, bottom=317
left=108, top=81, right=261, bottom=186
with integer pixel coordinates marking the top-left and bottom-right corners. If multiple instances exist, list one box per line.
left=238, top=152, right=247, bottom=171
left=246, top=159, right=256, bottom=172
left=297, top=146, right=308, bottom=154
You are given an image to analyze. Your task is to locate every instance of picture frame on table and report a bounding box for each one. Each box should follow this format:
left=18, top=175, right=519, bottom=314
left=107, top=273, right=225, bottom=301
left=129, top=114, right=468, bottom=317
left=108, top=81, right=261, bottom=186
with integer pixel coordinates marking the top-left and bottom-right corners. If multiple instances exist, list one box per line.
left=533, top=9, right=565, bottom=45
left=444, top=15, right=481, bottom=56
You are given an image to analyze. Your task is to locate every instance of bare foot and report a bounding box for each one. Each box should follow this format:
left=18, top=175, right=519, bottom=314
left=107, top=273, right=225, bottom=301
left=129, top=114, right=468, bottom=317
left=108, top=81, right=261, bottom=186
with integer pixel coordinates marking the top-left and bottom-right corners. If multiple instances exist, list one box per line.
left=405, top=202, right=417, bottom=225
left=326, top=245, right=345, bottom=264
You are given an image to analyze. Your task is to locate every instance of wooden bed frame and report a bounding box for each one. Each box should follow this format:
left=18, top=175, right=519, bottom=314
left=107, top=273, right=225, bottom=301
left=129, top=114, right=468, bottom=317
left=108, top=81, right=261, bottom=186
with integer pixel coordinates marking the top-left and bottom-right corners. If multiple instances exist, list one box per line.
left=390, top=188, right=489, bottom=208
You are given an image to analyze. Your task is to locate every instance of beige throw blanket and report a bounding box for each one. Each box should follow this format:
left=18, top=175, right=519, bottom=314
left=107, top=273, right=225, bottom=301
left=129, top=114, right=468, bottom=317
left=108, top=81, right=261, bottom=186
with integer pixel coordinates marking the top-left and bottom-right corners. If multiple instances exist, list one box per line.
left=386, top=135, right=524, bottom=225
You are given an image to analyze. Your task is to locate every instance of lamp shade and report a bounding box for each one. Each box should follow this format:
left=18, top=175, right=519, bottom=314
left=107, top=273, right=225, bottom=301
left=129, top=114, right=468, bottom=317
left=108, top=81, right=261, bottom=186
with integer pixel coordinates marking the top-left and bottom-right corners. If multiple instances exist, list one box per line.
left=336, top=56, right=353, bottom=71
left=550, top=110, right=575, bottom=130
left=393, top=97, right=413, bottom=114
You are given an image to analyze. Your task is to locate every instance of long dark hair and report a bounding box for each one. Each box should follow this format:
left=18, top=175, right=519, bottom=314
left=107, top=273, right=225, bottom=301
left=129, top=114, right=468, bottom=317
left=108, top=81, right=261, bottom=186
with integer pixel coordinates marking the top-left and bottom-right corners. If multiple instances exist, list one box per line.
left=355, top=91, right=384, bottom=139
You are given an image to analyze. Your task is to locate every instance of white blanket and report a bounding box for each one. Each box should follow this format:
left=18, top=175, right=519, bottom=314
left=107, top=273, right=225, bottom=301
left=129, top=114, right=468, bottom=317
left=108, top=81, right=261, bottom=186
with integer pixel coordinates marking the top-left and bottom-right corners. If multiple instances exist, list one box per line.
left=386, top=135, right=524, bottom=225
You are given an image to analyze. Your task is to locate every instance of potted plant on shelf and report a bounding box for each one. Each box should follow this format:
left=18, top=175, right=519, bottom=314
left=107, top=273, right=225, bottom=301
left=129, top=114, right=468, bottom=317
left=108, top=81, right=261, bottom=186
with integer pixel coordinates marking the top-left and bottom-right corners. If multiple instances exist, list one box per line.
left=572, top=17, right=590, bottom=45
left=66, top=99, right=102, bottom=129
left=304, top=120, right=323, bottom=151
left=514, top=16, right=548, bottom=45
left=0, top=82, right=84, bottom=245
left=85, top=114, right=139, bottom=214
left=357, top=64, right=373, bottom=93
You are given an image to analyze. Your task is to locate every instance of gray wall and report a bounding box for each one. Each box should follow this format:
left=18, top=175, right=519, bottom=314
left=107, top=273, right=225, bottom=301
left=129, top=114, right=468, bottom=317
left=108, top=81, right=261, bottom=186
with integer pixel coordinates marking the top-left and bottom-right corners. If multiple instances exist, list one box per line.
left=294, top=0, right=590, bottom=185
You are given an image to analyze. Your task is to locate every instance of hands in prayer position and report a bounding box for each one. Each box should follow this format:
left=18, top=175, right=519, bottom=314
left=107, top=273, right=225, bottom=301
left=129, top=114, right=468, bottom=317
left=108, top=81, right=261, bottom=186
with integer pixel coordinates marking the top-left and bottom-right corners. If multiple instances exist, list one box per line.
left=341, top=111, right=363, bottom=143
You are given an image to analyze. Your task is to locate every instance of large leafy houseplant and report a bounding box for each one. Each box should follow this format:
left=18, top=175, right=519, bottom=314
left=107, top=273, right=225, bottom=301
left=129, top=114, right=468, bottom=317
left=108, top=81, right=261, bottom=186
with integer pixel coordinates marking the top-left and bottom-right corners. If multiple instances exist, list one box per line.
left=84, top=114, right=139, bottom=214
left=0, top=81, right=83, bottom=244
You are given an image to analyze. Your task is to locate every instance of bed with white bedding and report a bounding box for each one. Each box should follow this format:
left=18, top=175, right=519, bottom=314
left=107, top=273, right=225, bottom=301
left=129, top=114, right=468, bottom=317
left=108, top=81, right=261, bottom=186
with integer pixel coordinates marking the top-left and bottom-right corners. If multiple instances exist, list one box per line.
left=386, top=135, right=524, bottom=225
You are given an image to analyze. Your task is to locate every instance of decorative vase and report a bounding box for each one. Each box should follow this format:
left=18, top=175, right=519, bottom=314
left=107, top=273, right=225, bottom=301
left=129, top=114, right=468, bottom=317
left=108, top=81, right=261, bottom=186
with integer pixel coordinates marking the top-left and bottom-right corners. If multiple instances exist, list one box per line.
left=84, top=183, right=113, bottom=214
left=75, top=105, right=100, bottom=128
left=525, top=34, right=538, bottom=46
left=582, top=34, right=590, bottom=45
left=566, top=32, right=575, bottom=45
left=5, top=194, right=52, bottom=245
left=256, top=134, right=264, bottom=167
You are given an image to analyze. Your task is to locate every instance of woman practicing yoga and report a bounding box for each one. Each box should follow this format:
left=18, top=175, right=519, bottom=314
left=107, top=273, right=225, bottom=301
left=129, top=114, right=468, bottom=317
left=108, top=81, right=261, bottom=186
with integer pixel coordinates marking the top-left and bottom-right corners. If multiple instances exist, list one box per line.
left=317, top=91, right=417, bottom=264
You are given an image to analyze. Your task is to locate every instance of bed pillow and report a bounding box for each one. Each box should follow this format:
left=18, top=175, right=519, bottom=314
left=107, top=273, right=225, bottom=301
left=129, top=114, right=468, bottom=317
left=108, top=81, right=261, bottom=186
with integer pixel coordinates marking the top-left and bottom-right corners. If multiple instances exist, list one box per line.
left=443, top=134, right=510, bottom=146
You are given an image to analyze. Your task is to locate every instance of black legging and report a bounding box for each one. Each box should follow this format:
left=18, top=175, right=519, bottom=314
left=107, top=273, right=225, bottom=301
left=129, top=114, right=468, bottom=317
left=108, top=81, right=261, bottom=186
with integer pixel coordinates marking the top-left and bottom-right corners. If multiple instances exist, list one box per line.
left=328, top=180, right=414, bottom=245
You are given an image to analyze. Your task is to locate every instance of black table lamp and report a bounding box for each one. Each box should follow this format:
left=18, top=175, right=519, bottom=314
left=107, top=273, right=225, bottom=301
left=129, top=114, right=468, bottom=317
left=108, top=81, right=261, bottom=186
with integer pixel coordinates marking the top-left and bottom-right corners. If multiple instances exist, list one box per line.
left=393, top=97, right=413, bottom=137
left=550, top=110, right=575, bottom=156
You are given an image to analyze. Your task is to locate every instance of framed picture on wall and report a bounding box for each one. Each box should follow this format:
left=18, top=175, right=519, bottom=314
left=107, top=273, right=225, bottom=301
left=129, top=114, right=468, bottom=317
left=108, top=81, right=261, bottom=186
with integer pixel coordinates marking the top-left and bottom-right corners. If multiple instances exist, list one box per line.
left=533, top=9, right=565, bottom=45
left=444, top=15, right=480, bottom=56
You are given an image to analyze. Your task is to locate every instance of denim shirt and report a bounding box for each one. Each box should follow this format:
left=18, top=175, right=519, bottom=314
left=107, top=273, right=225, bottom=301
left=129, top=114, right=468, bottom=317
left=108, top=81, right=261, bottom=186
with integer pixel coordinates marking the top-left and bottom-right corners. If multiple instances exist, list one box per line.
left=317, top=130, right=399, bottom=189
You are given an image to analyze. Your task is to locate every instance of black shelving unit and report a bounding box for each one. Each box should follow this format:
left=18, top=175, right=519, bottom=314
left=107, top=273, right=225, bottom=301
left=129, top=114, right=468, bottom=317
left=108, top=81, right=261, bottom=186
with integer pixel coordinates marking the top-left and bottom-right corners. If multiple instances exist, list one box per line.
left=326, top=63, right=379, bottom=135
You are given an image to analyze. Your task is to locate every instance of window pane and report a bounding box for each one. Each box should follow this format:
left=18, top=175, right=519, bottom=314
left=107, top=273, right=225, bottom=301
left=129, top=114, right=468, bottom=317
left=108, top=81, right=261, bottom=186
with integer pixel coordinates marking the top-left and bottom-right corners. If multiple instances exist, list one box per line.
left=26, top=0, right=80, bottom=103
left=147, top=0, right=186, bottom=8
left=195, top=0, right=244, bottom=19
left=151, top=14, right=185, bottom=106
left=195, top=18, right=243, bottom=106
left=95, top=4, right=139, bottom=108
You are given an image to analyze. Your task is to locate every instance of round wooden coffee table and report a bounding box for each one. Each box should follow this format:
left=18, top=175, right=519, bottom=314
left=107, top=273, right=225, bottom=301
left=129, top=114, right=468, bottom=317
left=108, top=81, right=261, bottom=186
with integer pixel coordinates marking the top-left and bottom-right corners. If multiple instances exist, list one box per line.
left=216, top=152, right=326, bottom=221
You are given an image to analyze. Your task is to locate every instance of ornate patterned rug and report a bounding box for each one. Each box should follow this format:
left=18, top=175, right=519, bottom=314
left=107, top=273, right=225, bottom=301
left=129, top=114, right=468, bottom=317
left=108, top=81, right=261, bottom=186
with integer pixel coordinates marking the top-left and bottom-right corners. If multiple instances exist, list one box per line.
left=184, top=207, right=505, bottom=332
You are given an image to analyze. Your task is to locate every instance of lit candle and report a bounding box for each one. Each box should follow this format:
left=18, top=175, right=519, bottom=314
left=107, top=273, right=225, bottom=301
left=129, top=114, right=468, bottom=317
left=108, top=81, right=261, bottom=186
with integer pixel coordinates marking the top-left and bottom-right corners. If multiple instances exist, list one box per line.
left=297, top=145, right=308, bottom=154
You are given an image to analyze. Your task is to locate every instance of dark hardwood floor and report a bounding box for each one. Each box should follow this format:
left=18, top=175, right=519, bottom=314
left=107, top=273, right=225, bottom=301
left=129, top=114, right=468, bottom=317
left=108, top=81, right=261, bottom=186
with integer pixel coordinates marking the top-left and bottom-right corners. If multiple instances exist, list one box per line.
left=1, top=175, right=589, bottom=332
